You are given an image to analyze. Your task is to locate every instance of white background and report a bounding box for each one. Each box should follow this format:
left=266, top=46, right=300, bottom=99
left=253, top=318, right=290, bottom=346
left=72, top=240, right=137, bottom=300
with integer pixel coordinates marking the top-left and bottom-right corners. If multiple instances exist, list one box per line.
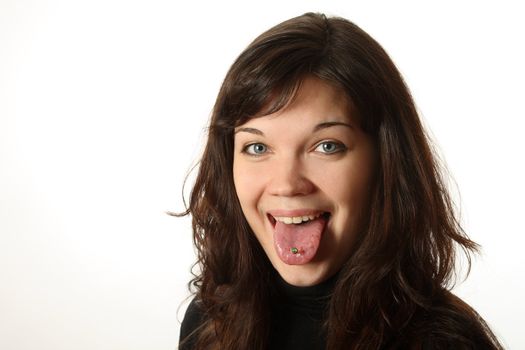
left=1, top=0, right=523, bottom=349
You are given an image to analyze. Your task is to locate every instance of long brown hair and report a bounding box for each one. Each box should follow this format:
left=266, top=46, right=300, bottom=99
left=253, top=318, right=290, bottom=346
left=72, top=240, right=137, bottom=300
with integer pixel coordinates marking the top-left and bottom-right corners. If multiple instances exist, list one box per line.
left=179, top=12, right=503, bottom=349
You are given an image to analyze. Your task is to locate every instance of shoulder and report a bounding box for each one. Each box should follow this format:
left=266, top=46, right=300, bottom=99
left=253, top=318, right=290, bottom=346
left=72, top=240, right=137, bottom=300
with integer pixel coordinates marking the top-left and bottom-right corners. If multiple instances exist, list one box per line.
left=179, top=297, right=206, bottom=350
left=414, top=291, right=503, bottom=350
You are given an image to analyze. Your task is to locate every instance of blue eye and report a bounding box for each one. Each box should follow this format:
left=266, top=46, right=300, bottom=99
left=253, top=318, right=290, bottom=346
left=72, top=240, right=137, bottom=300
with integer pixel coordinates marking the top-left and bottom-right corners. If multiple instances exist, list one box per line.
left=315, top=141, right=346, bottom=154
left=244, top=143, right=268, bottom=155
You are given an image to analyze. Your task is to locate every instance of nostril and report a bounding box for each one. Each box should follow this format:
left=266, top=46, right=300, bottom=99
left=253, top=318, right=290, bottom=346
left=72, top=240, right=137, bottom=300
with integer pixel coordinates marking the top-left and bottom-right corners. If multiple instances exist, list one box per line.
left=267, top=166, right=316, bottom=197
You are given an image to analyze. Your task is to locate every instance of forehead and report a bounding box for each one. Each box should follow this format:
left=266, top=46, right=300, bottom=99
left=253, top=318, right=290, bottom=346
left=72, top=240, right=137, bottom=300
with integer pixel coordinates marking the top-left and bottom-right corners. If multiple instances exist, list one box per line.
left=237, top=76, right=356, bottom=129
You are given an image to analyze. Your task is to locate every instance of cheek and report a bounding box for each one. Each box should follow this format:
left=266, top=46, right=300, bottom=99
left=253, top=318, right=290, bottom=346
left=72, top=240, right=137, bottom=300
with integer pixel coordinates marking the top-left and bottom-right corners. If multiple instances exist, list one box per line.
left=233, top=161, right=264, bottom=212
left=341, top=167, right=374, bottom=205
left=233, top=163, right=270, bottom=246
left=316, top=161, right=373, bottom=201
left=317, top=157, right=376, bottom=228
left=233, top=165, right=248, bottom=205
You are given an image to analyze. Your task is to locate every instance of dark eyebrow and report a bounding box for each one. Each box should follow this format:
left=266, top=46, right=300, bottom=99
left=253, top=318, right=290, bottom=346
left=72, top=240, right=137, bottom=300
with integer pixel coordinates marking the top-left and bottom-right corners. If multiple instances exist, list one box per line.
left=313, top=121, right=353, bottom=132
left=235, top=122, right=352, bottom=135
left=234, top=127, right=264, bottom=136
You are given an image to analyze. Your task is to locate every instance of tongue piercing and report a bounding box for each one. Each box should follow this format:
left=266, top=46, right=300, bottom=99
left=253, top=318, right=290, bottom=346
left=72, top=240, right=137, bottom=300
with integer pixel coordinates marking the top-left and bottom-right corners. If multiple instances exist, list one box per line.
left=290, top=247, right=299, bottom=254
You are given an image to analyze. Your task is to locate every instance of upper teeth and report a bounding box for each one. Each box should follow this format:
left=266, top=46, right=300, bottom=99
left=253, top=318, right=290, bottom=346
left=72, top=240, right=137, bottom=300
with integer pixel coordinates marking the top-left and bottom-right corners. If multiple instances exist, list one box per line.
left=274, top=213, right=322, bottom=225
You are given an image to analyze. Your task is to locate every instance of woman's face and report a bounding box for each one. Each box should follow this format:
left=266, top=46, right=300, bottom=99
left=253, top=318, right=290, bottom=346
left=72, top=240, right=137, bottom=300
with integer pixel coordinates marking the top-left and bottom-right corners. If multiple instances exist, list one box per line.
left=233, top=77, right=377, bottom=286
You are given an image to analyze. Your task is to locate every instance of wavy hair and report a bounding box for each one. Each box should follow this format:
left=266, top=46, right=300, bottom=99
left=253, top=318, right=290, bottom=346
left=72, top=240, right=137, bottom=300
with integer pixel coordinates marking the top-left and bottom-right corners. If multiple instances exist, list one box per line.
left=179, top=12, right=502, bottom=349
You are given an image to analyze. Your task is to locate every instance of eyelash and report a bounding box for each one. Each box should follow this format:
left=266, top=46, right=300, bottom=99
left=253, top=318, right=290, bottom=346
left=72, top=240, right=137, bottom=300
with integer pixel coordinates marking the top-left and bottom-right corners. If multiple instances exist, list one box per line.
left=242, top=143, right=268, bottom=156
left=313, top=141, right=347, bottom=154
left=241, top=141, right=347, bottom=156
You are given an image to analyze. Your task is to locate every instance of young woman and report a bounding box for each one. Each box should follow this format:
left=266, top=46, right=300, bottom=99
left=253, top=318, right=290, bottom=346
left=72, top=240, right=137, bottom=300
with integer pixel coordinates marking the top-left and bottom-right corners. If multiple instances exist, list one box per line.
left=177, top=12, right=503, bottom=350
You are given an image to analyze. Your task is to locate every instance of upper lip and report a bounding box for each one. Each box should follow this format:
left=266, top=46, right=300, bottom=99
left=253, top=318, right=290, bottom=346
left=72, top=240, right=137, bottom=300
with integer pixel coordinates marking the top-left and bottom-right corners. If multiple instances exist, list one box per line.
left=266, top=209, right=330, bottom=226
left=267, top=209, right=327, bottom=217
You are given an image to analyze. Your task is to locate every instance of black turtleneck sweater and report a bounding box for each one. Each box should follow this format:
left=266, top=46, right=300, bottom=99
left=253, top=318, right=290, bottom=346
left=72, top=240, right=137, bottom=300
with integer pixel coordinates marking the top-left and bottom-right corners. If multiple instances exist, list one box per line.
left=179, top=274, right=336, bottom=350
left=179, top=275, right=499, bottom=349
left=268, top=274, right=335, bottom=349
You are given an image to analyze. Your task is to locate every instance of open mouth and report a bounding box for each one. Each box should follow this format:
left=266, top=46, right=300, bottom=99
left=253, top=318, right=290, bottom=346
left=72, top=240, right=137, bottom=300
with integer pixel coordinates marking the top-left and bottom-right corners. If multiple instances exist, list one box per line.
left=267, top=212, right=331, bottom=227
left=267, top=211, right=331, bottom=265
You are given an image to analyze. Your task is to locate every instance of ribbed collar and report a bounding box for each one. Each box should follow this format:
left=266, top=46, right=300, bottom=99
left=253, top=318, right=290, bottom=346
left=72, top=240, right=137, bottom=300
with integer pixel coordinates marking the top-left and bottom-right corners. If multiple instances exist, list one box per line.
left=275, top=272, right=337, bottom=298
left=273, top=272, right=338, bottom=317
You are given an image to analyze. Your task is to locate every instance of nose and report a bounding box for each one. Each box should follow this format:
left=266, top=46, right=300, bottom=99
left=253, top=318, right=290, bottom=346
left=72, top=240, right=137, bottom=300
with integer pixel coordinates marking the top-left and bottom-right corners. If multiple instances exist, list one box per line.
left=267, top=156, right=315, bottom=197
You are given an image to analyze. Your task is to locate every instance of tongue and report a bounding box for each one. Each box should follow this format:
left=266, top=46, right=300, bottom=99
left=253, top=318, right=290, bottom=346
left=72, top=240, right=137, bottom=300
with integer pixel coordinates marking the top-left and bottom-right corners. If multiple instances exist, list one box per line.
left=273, top=217, right=326, bottom=265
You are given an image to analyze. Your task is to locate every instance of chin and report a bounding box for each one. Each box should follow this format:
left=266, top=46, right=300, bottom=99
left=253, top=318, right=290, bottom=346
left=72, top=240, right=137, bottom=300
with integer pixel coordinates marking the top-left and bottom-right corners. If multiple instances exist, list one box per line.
left=271, top=259, right=336, bottom=287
